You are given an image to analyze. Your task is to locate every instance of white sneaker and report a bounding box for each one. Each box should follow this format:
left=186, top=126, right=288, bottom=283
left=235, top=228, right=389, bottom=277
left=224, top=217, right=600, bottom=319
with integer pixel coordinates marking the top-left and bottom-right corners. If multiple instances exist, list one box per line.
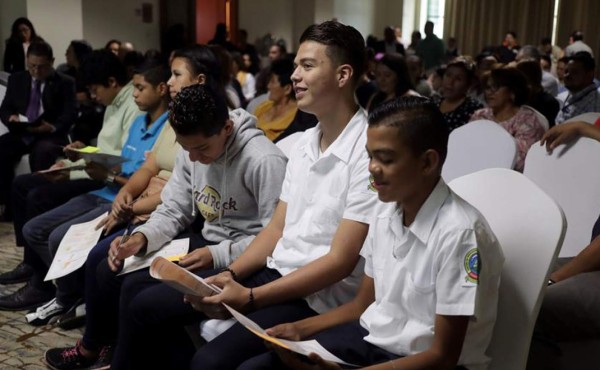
left=25, top=298, right=66, bottom=326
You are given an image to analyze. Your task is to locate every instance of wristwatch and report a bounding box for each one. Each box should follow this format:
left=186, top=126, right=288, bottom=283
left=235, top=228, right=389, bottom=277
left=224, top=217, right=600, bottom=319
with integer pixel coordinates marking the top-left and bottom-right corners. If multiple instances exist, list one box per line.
left=105, top=174, right=116, bottom=184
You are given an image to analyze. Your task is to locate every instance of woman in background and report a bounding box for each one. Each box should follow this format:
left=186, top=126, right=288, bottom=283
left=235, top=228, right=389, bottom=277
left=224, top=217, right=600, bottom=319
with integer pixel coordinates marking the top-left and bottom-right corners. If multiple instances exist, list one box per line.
left=470, top=67, right=544, bottom=171
left=3, top=17, right=43, bottom=73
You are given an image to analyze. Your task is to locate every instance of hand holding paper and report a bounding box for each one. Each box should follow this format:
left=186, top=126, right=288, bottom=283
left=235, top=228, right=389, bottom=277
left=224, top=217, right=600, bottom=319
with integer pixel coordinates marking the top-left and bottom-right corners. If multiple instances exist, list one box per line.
left=222, top=304, right=357, bottom=367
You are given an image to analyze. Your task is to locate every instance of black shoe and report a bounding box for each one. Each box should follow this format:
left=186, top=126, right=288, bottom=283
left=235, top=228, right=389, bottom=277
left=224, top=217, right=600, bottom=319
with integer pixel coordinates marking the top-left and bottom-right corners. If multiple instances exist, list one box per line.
left=44, top=340, right=97, bottom=370
left=57, top=299, right=86, bottom=330
left=0, top=283, right=55, bottom=311
left=0, top=262, right=34, bottom=284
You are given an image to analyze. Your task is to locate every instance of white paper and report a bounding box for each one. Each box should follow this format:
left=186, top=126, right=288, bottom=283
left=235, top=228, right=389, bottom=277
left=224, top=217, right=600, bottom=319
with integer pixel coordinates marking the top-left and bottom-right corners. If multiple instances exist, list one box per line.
left=18, top=114, right=28, bottom=122
left=222, top=304, right=358, bottom=367
left=44, top=212, right=108, bottom=281
left=118, top=238, right=191, bottom=275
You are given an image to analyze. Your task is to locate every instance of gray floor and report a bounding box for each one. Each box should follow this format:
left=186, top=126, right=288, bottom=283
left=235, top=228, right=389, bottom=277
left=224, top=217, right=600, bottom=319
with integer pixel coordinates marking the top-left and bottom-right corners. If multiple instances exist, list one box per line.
left=0, top=221, right=82, bottom=370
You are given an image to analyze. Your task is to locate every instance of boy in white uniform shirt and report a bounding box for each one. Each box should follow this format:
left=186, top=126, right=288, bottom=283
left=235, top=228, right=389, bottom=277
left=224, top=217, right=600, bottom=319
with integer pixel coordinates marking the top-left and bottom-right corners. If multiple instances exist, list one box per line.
left=117, top=21, right=379, bottom=370
left=242, top=97, right=505, bottom=370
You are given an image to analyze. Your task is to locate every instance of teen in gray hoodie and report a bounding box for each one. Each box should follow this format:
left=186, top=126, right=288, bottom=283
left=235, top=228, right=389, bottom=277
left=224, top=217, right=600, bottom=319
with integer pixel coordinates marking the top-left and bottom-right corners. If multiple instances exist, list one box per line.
left=128, top=84, right=287, bottom=269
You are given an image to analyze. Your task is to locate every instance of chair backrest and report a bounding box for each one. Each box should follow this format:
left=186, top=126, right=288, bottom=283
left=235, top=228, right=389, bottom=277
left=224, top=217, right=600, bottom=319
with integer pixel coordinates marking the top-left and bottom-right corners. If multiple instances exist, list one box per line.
left=523, top=105, right=549, bottom=131
left=524, top=137, right=600, bottom=257
left=246, top=93, right=268, bottom=115
left=0, top=71, right=9, bottom=86
left=564, top=112, right=600, bottom=124
left=449, top=168, right=566, bottom=370
left=0, top=84, right=6, bottom=105
left=0, top=85, right=7, bottom=137
left=275, top=131, right=303, bottom=158
left=442, top=119, right=517, bottom=182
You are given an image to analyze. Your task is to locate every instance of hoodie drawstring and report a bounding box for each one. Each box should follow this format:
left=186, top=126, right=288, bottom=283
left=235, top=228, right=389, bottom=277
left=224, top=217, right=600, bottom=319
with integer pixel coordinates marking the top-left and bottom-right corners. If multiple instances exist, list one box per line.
left=191, top=160, right=197, bottom=217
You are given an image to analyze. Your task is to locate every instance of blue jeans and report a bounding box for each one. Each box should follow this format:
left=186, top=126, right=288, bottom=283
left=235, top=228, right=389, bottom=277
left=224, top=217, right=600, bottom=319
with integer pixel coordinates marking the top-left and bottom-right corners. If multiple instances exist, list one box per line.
left=22, top=193, right=112, bottom=303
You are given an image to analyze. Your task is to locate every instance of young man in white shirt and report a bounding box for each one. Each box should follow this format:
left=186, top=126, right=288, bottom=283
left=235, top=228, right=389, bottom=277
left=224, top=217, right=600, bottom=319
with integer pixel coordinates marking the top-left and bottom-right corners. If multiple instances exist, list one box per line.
left=114, top=21, right=379, bottom=370
left=240, top=97, right=505, bottom=370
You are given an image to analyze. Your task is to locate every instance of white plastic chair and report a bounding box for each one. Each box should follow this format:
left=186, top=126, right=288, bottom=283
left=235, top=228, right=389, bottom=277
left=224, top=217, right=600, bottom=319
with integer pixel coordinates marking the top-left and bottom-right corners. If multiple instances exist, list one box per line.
left=275, top=131, right=303, bottom=158
left=524, top=137, right=600, bottom=257
left=564, top=112, right=600, bottom=124
left=523, top=105, right=549, bottom=131
left=442, top=119, right=517, bottom=182
left=246, top=93, right=268, bottom=115
left=449, top=168, right=566, bottom=370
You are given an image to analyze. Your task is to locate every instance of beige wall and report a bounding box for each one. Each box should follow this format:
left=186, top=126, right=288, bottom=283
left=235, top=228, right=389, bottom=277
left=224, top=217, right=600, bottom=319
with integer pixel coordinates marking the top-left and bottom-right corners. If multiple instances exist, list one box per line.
left=27, top=0, right=83, bottom=65
left=239, top=0, right=405, bottom=55
left=81, top=0, right=160, bottom=53
left=0, top=0, right=27, bottom=63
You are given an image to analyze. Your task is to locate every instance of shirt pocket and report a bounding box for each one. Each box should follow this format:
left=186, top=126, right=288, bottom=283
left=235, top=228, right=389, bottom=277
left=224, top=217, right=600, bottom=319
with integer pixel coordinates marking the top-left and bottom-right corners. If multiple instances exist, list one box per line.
left=308, top=194, right=344, bottom=238
left=405, top=272, right=436, bottom=322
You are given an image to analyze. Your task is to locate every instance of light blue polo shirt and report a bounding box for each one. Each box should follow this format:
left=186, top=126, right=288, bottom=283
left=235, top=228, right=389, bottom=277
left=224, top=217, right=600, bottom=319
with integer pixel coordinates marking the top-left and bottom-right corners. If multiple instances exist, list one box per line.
left=90, top=111, right=169, bottom=202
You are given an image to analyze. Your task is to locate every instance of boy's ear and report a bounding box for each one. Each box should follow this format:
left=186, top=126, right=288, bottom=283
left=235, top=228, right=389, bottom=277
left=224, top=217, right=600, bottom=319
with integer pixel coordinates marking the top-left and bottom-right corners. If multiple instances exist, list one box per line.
left=107, top=77, right=118, bottom=88
left=223, top=119, right=234, bottom=135
left=158, top=81, right=169, bottom=97
left=196, top=73, right=207, bottom=85
left=421, top=149, right=440, bottom=175
left=337, top=64, right=353, bottom=88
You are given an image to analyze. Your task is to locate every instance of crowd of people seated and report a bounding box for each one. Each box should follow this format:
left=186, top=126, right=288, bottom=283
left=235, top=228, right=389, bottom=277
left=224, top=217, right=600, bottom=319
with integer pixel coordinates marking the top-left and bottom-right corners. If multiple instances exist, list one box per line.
left=0, top=14, right=598, bottom=370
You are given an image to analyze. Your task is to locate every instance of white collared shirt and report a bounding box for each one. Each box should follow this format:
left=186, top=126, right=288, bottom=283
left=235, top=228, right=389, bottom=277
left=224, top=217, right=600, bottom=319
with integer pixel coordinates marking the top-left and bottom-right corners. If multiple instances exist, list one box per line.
left=360, top=180, right=504, bottom=370
left=267, top=108, right=378, bottom=314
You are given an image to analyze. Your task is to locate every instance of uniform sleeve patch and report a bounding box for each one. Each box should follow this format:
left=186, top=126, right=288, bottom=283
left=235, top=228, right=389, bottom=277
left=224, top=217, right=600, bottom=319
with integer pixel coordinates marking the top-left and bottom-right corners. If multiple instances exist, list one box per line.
left=463, top=248, right=479, bottom=286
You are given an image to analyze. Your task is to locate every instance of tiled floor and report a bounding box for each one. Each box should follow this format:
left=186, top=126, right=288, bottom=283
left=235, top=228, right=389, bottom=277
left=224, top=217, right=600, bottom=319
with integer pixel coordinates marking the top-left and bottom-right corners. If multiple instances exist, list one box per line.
left=0, top=222, right=82, bottom=370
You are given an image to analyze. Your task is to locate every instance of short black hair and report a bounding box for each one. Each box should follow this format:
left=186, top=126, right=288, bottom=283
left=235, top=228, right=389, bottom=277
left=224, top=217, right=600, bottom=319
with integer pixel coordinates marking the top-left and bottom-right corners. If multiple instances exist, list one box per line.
left=570, top=51, right=596, bottom=71
left=269, top=57, right=295, bottom=99
left=27, top=40, right=53, bottom=60
left=133, top=58, right=170, bottom=87
left=540, top=37, right=552, bottom=45
left=81, top=50, right=128, bottom=86
left=299, top=21, right=366, bottom=87
left=169, top=84, right=229, bottom=137
left=105, top=39, right=121, bottom=50
left=368, top=96, right=448, bottom=166
left=540, top=54, right=551, bottom=65
left=69, top=40, right=92, bottom=64
left=571, top=31, right=584, bottom=41
left=272, top=42, right=287, bottom=55
left=488, top=67, right=529, bottom=106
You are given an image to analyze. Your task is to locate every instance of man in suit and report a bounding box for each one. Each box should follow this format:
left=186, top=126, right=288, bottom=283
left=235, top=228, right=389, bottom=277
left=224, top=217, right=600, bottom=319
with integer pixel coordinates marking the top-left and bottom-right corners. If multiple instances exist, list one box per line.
left=375, top=26, right=406, bottom=56
left=0, top=40, right=77, bottom=219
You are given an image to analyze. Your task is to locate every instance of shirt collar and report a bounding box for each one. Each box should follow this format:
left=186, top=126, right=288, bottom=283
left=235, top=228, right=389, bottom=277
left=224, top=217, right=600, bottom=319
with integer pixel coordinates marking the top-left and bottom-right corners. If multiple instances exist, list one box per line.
left=112, top=81, right=134, bottom=109
left=569, top=84, right=597, bottom=101
left=139, top=111, right=169, bottom=137
left=393, top=178, right=450, bottom=246
left=302, top=108, right=367, bottom=163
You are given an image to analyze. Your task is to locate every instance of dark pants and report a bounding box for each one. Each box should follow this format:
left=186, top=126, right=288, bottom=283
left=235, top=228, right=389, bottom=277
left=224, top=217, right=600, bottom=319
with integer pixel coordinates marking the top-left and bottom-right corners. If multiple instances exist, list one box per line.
left=11, top=173, right=103, bottom=290
left=83, top=231, right=210, bottom=370
left=190, top=295, right=318, bottom=370
left=0, top=132, right=65, bottom=209
left=23, top=193, right=111, bottom=298
left=238, top=321, right=469, bottom=370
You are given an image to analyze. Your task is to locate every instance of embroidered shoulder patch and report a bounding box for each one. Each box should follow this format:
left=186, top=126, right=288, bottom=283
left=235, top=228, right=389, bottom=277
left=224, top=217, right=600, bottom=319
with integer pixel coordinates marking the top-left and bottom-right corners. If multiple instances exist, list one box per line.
left=463, top=248, right=479, bottom=285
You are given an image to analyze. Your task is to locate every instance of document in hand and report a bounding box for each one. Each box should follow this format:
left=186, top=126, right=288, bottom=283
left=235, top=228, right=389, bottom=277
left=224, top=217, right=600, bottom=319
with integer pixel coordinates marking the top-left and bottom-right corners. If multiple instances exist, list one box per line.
left=66, top=147, right=128, bottom=168
left=44, top=212, right=108, bottom=281
left=36, top=164, right=86, bottom=174
left=149, top=257, right=222, bottom=297
left=117, top=238, right=190, bottom=276
left=222, top=303, right=359, bottom=367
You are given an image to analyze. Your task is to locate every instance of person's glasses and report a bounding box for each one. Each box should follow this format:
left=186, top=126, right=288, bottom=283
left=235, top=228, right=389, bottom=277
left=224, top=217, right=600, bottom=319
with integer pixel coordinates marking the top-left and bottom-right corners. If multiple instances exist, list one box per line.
left=27, top=62, right=51, bottom=71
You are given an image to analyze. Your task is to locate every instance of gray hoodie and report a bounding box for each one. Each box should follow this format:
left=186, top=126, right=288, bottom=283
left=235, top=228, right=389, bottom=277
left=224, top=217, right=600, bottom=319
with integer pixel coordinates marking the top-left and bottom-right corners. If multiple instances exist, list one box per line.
left=134, top=109, right=287, bottom=268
